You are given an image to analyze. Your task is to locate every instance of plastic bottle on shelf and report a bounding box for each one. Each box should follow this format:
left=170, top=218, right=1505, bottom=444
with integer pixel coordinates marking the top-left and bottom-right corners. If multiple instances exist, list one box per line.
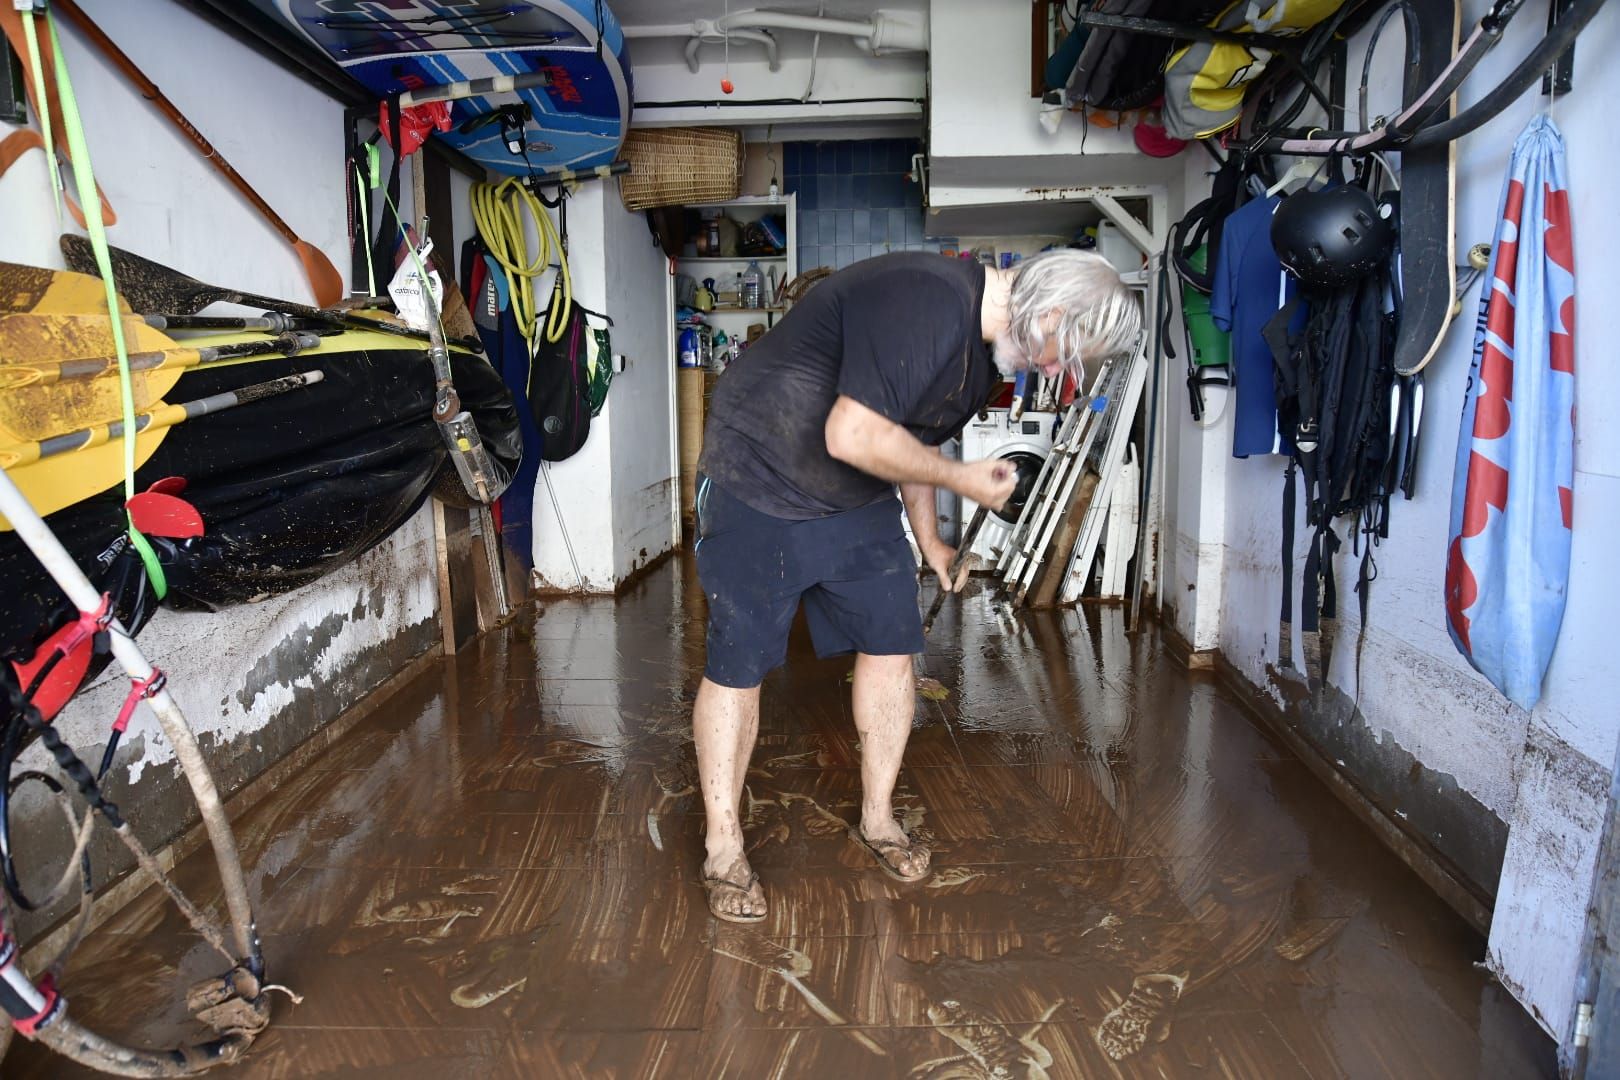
left=742, top=260, right=763, bottom=310
left=678, top=328, right=700, bottom=368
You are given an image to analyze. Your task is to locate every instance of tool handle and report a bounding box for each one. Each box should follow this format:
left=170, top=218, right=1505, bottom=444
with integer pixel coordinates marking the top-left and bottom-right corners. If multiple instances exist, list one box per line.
left=54, top=0, right=299, bottom=244
left=921, top=506, right=989, bottom=636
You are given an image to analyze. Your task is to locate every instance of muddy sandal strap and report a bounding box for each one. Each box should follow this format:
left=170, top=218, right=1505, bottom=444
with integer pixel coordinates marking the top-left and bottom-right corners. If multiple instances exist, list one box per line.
left=857, top=829, right=930, bottom=879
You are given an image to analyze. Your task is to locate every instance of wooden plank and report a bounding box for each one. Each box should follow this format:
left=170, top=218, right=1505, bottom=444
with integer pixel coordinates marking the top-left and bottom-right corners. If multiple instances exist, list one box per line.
left=431, top=499, right=457, bottom=656
left=1031, top=0, right=1051, bottom=99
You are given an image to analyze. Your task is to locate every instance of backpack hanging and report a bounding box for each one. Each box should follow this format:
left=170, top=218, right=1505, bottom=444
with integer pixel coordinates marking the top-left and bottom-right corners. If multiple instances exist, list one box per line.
left=1161, top=0, right=1349, bottom=139
left=529, top=293, right=593, bottom=462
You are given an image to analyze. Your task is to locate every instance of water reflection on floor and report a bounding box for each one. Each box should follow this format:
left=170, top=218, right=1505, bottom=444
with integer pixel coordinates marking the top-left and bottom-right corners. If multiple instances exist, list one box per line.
left=6, top=557, right=1555, bottom=1077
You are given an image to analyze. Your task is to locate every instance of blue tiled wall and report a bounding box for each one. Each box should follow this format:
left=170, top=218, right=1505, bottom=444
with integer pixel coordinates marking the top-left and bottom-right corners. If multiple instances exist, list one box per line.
left=783, top=138, right=956, bottom=272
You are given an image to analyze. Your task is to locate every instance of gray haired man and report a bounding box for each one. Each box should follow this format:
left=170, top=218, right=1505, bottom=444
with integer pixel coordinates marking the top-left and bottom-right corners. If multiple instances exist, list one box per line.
left=691, top=249, right=1140, bottom=922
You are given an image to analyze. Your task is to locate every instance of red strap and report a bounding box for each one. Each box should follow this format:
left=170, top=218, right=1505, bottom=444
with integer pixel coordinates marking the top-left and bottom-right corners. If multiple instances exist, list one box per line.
left=1, top=964, right=61, bottom=1038
left=114, top=669, right=166, bottom=734
left=57, top=593, right=112, bottom=661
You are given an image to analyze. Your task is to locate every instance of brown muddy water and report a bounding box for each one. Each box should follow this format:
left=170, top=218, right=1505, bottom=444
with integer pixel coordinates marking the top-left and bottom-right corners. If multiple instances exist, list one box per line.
left=6, top=557, right=1555, bottom=1078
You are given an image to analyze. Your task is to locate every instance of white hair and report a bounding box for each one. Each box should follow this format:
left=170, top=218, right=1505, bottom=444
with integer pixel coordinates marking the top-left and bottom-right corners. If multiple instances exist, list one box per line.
left=1004, top=248, right=1142, bottom=380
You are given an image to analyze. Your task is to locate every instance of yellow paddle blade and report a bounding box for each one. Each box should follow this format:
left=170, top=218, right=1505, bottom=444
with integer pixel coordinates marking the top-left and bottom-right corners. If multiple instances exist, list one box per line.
left=1, top=257, right=130, bottom=315
left=0, top=311, right=182, bottom=443
left=1, top=260, right=179, bottom=528
left=0, top=427, right=170, bottom=529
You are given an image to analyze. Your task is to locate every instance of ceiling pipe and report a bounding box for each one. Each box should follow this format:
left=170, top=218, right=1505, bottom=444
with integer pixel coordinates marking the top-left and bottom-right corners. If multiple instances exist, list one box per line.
left=682, top=25, right=781, bottom=72
left=623, top=9, right=928, bottom=72
left=715, top=9, right=927, bottom=54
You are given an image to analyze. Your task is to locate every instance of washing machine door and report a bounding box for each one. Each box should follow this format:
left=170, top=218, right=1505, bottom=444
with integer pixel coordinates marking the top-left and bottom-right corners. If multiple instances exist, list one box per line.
left=995, top=450, right=1045, bottom=524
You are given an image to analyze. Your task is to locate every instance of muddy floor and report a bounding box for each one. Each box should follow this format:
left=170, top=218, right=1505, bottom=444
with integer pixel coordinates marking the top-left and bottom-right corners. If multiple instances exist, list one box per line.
left=6, top=557, right=1555, bottom=1078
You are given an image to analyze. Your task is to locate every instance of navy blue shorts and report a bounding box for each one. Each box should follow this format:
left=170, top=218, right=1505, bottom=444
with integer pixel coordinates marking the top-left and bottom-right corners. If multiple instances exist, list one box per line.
left=694, top=476, right=924, bottom=688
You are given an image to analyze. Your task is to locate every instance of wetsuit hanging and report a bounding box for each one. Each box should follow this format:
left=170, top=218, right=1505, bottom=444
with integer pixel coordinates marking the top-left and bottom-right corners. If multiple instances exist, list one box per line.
left=1266, top=180, right=1399, bottom=692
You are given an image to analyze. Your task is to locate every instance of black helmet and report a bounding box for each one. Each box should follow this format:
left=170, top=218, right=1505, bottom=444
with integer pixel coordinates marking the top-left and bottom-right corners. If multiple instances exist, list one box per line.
left=1270, top=185, right=1394, bottom=288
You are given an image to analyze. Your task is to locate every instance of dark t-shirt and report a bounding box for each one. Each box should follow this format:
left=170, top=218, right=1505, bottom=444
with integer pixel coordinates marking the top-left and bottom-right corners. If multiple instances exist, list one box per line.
left=698, top=252, right=999, bottom=520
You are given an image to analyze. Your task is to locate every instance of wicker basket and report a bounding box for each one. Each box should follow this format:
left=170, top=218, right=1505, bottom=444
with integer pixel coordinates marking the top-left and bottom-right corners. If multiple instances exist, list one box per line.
left=617, top=127, right=743, bottom=211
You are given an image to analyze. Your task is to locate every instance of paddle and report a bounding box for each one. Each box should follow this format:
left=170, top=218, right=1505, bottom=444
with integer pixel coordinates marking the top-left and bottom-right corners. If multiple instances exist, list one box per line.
left=1, top=329, right=323, bottom=389
left=60, top=235, right=484, bottom=352
left=52, top=0, right=343, bottom=307
left=1, top=370, right=325, bottom=470
left=142, top=313, right=329, bottom=333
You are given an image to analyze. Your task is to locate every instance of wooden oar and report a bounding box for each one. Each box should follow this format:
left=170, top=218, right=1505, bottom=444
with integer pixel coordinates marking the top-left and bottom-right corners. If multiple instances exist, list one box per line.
left=60, top=235, right=484, bottom=352
left=52, top=0, right=343, bottom=307
left=1, top=370, right=325, bottom=470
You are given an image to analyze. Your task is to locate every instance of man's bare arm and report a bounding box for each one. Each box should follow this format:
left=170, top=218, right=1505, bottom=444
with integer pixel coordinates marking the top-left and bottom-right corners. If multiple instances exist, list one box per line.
left=825, top=397, right=1016, bottom=510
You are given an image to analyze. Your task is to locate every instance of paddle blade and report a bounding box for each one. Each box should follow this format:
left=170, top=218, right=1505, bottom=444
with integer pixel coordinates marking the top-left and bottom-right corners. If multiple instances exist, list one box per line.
left=297, top=240, right=344, bottom=308
left=0, top=259, right=131, bottom=316
left=61, top=233, right=219, bottom=315
left=127, top=488, right=204, bottom=539
left=10, top=625, right=95, bottom=723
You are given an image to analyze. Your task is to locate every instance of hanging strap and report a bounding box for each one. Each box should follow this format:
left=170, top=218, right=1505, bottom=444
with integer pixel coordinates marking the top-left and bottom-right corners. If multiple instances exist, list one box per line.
left=1353, top=542, right=1375, bottom=702
left=40, top=7, right=165, bottom=598
left=0, top=4, right=117, bottom=228
left=113, top=669, right=166, bottom=736
left=372, top=95, right=406, bottom=293
left=1278, top=462, right=1297, bottom=670
left=1319, top=524, right=1341, bottom=690
left=17, top=4, right=61, bottom=222
left=1300, top=523, right=1325, bottom=691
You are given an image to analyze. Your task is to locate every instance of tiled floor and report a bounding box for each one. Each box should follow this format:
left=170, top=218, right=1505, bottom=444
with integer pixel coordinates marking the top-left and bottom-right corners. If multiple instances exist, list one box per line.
left=5, top=558, right=1555, bottom=1077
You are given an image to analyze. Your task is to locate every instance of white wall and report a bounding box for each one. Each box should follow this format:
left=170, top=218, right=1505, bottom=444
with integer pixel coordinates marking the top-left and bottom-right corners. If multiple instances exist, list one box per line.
left=528, top=181, right=676, bottom=591
left=0, top=0, right=444, bottom=937
left=1157, top=0, right=1620, bottom=1048
left=927, top=0, right=1182, bottom=189
left=603, top=185, right=677, bottom=581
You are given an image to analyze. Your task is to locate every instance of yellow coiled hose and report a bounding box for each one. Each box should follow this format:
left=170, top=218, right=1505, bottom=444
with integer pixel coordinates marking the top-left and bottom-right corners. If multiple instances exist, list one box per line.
left=470, top=176, right=571, bottom=346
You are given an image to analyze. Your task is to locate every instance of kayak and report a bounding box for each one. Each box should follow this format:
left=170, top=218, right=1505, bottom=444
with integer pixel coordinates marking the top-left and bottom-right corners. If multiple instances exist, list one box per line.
left=246, top=0, right=633, bottom=175
left=0, top=261, right=521, bottom=668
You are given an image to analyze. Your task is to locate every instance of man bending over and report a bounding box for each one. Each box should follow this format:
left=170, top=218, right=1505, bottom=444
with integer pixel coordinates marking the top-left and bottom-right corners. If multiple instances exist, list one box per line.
left=692, top=248, right=1141, bottom=922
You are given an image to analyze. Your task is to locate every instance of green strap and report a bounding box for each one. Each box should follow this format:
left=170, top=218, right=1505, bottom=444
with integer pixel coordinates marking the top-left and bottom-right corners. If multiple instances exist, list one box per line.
left=45, top=11, right=166, bottom=598
left=19, top=7, right=63, bottom=223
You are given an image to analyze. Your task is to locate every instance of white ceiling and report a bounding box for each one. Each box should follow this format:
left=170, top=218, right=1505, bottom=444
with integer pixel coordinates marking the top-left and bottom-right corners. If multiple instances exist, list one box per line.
left=607, top=0, right=922, bottom=29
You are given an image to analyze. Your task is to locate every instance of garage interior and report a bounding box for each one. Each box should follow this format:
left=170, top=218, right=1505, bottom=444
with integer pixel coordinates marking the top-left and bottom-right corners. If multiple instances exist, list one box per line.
left=0, top=0, right=1615, bottom=1077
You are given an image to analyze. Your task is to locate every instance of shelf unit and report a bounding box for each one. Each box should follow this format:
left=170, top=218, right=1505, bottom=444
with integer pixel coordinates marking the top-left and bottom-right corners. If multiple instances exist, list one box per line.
left=663, top=195, right=798, bottom=546
left=680, top=255, right=789, bottom=265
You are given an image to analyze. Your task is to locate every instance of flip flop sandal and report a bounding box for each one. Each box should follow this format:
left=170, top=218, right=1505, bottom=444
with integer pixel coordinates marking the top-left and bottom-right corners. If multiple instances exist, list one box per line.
left=703, top=870, right=767, bottom=924
left=851, top=827, right=932, bottom=883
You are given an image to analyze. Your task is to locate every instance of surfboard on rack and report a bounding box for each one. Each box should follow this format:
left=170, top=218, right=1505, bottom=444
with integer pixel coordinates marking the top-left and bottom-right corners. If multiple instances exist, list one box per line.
left=249, top=0, right=633, bottom=175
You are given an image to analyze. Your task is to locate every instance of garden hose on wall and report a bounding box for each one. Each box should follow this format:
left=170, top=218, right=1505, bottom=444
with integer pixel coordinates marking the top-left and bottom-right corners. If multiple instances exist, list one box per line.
left=470, top=176, right=571, bottom=347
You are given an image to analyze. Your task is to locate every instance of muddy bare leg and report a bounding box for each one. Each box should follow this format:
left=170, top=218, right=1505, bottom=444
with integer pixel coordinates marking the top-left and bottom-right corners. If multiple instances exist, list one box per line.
left=851, top=652, right=931, bottom=879
left=694, top=677, right=766, bottom=917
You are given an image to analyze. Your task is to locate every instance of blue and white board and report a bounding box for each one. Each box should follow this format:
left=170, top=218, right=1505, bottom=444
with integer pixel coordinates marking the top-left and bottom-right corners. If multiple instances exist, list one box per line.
left=251, top=0, right=633, bottom=175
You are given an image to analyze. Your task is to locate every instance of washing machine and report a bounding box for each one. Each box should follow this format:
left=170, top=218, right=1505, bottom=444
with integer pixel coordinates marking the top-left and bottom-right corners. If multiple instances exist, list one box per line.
left=958, top=408, right=1056, bottom=563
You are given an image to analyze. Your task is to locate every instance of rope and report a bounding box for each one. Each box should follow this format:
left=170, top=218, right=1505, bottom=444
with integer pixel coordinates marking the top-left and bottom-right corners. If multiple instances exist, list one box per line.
left=470, top=176, right=571, bottom=347
left=0, top=671, right=237, bottom=967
